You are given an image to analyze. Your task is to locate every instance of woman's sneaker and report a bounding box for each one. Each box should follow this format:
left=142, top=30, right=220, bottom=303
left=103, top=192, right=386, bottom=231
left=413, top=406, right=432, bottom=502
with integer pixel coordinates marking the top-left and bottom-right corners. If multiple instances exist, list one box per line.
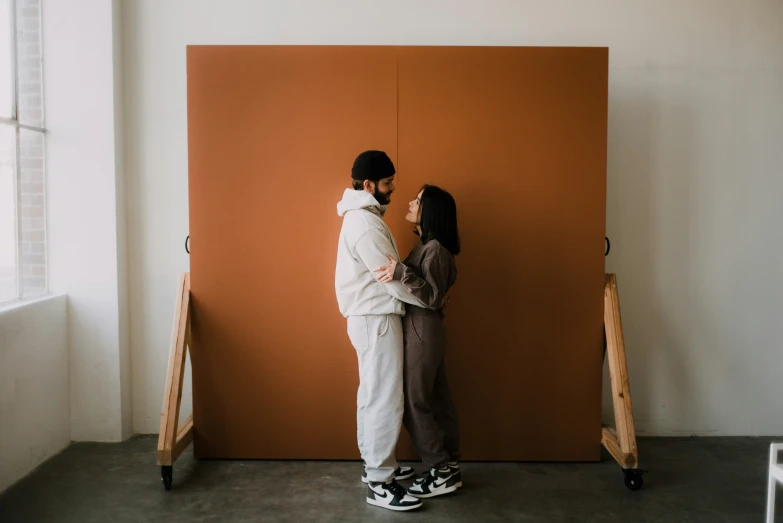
left=406, top=467, right=459, bottom=498
left=448, top=461, right=463, bottom=488
left=366, top=480, right=423, bottom=511
left=362, top=465, right=415, bottom=484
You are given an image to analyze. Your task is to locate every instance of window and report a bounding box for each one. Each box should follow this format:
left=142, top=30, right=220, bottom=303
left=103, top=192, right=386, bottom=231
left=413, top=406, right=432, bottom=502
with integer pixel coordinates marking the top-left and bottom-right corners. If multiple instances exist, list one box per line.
left=0, top=0, right=46, bottom=304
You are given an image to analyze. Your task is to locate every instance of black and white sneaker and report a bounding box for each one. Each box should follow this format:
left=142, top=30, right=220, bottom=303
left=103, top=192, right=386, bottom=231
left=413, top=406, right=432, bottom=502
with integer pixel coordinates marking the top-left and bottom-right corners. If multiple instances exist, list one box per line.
left=448, top=461, right=463, bottom=488
left=406, top=467, right=459, bottom=498
left=362, top=465, right=415, bottom=484
left=366, top=480, right=423, bottom=511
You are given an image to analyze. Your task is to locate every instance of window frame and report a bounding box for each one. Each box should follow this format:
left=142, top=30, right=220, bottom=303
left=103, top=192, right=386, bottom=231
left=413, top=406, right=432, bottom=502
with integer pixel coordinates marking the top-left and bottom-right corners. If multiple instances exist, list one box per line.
left=0, top=0, right=47, bottom=306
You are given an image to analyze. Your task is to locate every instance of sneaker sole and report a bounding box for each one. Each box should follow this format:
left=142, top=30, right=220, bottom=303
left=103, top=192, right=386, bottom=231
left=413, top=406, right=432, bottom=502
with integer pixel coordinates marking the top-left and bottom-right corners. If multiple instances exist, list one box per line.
left=366, top=498, right=422, bottom=511
left=408, top=484, right=459, bottom=499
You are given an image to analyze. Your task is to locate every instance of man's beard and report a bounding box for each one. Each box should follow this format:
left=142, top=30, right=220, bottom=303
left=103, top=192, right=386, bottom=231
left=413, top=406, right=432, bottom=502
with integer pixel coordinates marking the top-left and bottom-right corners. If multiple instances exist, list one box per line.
left=374, top=188, right=392, bottom=205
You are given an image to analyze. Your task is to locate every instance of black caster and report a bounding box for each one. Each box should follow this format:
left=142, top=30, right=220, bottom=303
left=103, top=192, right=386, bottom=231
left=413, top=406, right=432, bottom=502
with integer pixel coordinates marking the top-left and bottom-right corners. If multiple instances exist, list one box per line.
left=161, top=465, right=173, bottom=491
left=623, top=468, right=644, bottom=490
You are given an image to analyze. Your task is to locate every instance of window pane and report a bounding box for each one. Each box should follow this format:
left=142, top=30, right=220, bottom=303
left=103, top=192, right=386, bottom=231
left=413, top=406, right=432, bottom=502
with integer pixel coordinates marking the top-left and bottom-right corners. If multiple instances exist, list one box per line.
left=16, top=0, right=43, bottom=127
left=0, top=0, right=12, bottom=119
left=20, top=127, right=44, bottom=296
left=0, top=124, right=18, bottom=302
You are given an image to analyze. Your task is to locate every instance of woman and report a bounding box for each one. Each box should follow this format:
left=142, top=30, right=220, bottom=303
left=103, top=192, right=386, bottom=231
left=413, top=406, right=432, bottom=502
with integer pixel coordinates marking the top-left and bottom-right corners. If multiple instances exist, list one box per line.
left=373, top=184, right=462, bottom=499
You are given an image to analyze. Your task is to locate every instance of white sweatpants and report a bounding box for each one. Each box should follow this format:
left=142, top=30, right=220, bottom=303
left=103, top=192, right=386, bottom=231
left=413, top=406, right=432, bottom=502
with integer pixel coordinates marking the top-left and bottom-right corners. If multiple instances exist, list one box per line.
left=347, top=314, right=404, bottom=483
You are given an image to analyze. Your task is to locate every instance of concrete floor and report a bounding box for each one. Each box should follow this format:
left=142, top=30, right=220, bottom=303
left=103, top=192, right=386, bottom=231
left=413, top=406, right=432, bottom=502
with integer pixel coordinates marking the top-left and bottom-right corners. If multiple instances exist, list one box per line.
left=0, top=436, right=777, bottom=522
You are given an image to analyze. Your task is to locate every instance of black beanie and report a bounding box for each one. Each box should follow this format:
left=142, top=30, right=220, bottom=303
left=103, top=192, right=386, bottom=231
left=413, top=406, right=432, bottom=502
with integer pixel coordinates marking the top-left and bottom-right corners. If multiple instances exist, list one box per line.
left=351, top=150, right=395, bottom=181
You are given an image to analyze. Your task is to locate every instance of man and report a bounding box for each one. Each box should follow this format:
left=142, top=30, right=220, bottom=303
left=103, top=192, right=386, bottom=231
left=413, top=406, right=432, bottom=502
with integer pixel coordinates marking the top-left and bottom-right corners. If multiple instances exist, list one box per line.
left=335, top=150, right=425, bottom=512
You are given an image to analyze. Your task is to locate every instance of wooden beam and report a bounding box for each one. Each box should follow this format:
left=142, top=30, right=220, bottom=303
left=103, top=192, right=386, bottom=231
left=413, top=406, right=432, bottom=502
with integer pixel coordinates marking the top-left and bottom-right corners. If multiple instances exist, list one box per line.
left=157, top=273, right=186, bottom=464
left=157, top=273, right=191, bottom=466
left=173, top=415, right=194, bottom=462
left=604, top=274, right=637, bottom=458
left=602, top=426, right=638, bottom=469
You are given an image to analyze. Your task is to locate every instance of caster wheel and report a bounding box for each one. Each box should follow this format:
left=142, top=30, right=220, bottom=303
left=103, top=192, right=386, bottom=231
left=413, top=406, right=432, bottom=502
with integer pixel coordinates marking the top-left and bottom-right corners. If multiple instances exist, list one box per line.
left=161, top=465, right=173, bottom=491
left=623, top=469, right=644, bottom=491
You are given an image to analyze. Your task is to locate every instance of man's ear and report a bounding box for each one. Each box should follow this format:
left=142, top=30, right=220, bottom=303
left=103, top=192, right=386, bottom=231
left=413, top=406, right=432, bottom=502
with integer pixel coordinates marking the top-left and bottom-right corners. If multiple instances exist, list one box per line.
left=363, top=180, right=375, bottom=193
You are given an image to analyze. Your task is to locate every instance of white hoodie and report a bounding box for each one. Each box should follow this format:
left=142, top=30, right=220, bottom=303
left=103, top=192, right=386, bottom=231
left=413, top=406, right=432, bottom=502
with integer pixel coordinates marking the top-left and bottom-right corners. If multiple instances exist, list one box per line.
left=335, top=189, right=425, bottom=317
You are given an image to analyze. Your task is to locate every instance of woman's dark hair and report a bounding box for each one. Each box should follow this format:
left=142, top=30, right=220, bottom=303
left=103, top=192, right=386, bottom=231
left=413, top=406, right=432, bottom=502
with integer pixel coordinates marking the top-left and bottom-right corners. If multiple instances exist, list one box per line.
left=418, top=184, right=460, bottom=256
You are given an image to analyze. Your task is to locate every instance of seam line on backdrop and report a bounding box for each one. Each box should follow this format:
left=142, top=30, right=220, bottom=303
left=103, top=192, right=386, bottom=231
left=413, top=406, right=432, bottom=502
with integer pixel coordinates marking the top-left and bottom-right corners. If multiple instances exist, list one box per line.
left=396, top=47, right=400, bottom=177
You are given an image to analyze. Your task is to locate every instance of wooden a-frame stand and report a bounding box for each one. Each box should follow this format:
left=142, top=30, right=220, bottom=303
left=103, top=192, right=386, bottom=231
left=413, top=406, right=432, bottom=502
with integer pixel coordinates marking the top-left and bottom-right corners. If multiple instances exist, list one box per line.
left=602, top=273, right=644, bottom=490
left=156, top=272, right=194, bottom=490
left=155, top=272, right=643, bottom=490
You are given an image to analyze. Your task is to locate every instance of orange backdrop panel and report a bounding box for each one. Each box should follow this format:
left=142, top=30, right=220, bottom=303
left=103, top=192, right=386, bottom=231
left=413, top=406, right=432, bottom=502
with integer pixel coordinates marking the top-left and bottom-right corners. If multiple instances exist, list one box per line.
left=394, top=47, right=608, bottom=461
left=187, top=46, right=608, bottom=461
left=187, top=46, right=398, bottom=459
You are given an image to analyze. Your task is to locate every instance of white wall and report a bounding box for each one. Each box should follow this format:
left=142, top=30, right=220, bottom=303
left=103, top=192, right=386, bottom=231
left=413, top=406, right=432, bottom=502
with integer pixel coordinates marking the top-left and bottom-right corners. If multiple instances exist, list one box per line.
left=123, top=0, right=783, bottom=436
left=122, top=0, right=193, bottom=433
left=0, top=296, right=70, bottom=493
left=45, top=0, right=132, bottom=441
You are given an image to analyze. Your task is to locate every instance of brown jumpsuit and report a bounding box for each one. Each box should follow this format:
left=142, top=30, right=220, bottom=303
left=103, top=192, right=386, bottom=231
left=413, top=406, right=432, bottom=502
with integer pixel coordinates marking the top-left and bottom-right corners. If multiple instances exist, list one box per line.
left=393, top=238, right=460, bottom=469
